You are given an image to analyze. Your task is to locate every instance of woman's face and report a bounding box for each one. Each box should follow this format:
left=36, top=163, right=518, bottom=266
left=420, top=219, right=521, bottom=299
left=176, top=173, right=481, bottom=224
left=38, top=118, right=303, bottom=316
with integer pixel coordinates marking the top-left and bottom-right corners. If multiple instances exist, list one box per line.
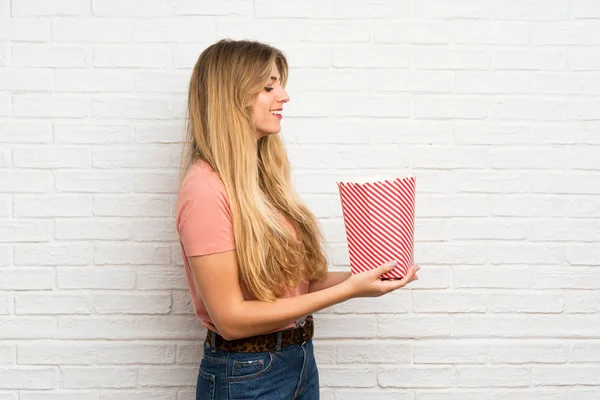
left=251, top=63, right=290, bottom=139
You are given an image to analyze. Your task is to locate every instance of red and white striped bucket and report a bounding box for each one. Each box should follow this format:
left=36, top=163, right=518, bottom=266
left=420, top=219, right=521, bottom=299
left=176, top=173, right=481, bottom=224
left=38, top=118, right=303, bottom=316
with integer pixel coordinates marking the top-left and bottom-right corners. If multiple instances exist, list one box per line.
left=337, top=177, right=416, bottom=280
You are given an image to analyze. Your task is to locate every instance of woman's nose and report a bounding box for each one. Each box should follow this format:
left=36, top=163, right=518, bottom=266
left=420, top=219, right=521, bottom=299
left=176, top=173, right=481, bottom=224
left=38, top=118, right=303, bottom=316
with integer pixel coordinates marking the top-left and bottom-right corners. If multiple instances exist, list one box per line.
left=277, top=87, right=290, bottom=103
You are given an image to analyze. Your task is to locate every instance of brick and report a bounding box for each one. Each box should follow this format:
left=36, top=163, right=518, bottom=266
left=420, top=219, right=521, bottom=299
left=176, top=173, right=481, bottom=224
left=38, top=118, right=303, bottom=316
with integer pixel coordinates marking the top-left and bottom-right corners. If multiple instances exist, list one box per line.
left=531, top=172, right=600, bottom=195
left=171, top=290, right=194, bottom=314
left=531, top=21, right=600, bottom=46
left=377, top=315, right=452, bottom=338
left=416, top=46, right=489, bottom=70
left=454, top=123, right=529, bottom=145
left=336, top=341, right=412, bottom=364
left=0, top=269, right=54, bottom=290
left=130, top=219, right=178, bottom=242
left=134, top=122, right=184, bottom=144
left=414, top=146, right=489, bottom=169
left=412, top=291, right=487, bottom=313
left=94, top=243, right=170, bottom=265
left=454, top=171, right=529, bottom=194
left=133, top=172, right=178, bottom=193
left=333, top=292, right=410, bottom=314
left=378, top=366, right=453, bottom=388
left=531, top=366, right=600, bottom=385
left=174, top=0, right=252, bottom=16
left=0, top=121, right=52, bottom=143
left=176, top=343, right=203, bottom=364
left=55, top=70, right=134, bottom=92
left=94, top=44, right=169, bottom=68
left=52, top=17, right=131, bottom=42
left=456, top=71, right=529, bottom=94
left=95, top=343, right=175, bottom=364
left=92, top=293, right=171, bottom=314
left=314, top=315, right=377, bottom=338
left=569, top=98, right=600, bottom=120
left=454, top=315, right=600, bottom=338
left=0, top=345, right=16, bottom=364
left=333, top=45, right=411, bottom=68
left=375, top=22, right=450, bottom=44
left=13, top=94, right=89, bottom=118
left=453, top=21, right=529, bottom=45
left=138, top=367, right=197, bottom=386
left=15, top=293, right=92, bottom=315
left=564, top=292, right=600, bottom=314
left=12, top=45, right=88, bottom=67
left=337, top=390, right=411, bottom=400
left=58, top=316, right=204, bottom=340
left=134, top=71, right=189, bottom=93
left=93, top=195, right=171, bottom=217
left=136, top=266, right=188, bottom=290
left=453, top=219, right=527, bottom=240
left=0, top=295, right=11, bottom=315
left=11, top=0, right=90, bottom=16
left=531, top=267, right=600, bottom=289
left=0, top=318, right=56, bottom=339
left=93, top=146, right=173, bottom=168
left=13, top=146, right=91, bottom=168
left=61, top=367, right=137, bottom=388
left=0, top=367, right=57, bottom=389
left=54, top=122, right=132, bottom=144
left=0, top=68, right=52, bottom=91
left=14, top=243, right=91, bottom=266
left=377, top=70, right=454, bottom=93
left=0, top=92, right=9, bottom=116
left=0, top=220, right=52, bottom=243
left=414, top=243, right=486, bottom=265
left=492, top=48, right=568, bottom=70
left=570, top=47, right=600, bottom=71
left=57, top=267, right=136, bottom=290
left=93, top=0, right=172, bottom=17
left=320, top=366, right=377, bottom=388
left=456, top=366, right=529, bottom=387
left=18, top=343, right=94, bottom=364
left=489, top=341, right=568, bottom=363
left=133, top=18, right=215, bottom=43
left=416, top=0, right=489, bottom=18
left=256, top=0, right=333, bottom=18
left=491, top=390, right=566, bottom=400
left=414, top=340, right=488, bottom=364
left=14, top=195, right=92, bottom=217
left=490, top=292, right=564, bottom=313
left=56, top=171, right=132, bottom=193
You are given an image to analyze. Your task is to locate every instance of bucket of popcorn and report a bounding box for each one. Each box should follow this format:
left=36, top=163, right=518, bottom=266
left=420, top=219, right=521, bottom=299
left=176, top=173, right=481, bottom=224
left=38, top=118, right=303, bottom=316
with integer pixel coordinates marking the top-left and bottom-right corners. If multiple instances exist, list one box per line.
left=337, top=176, right=416, bottom=280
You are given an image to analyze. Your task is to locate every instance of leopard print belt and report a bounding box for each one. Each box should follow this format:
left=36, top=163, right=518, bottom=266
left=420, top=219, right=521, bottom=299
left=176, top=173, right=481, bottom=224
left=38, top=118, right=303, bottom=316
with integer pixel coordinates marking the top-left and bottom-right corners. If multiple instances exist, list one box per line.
left=205, top=315, right=314, bottom=353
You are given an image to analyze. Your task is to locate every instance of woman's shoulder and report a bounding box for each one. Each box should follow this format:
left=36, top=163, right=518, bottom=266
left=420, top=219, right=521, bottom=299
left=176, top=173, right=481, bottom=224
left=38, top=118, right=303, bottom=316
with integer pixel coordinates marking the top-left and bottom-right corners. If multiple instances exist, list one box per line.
left=181, top=160, right=225, bottom=192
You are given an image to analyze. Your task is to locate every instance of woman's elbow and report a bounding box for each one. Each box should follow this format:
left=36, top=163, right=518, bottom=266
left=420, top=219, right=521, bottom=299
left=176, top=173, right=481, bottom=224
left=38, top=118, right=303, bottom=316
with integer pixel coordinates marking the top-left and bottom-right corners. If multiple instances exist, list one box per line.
left=213, top=317, right=243, bottom=341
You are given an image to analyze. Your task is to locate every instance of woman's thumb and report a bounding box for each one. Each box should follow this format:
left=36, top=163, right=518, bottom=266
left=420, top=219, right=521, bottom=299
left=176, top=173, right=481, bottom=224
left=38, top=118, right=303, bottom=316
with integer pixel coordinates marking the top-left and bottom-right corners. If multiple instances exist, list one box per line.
left=383, top=260, right=397, bottom=270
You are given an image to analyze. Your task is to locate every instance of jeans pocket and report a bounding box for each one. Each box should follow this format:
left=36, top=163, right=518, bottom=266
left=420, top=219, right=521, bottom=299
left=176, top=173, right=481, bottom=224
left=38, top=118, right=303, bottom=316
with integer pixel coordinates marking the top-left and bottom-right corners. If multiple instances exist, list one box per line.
left=229, top=352, right=273, bottom=382
left=196, top=364, right=216, bottom=400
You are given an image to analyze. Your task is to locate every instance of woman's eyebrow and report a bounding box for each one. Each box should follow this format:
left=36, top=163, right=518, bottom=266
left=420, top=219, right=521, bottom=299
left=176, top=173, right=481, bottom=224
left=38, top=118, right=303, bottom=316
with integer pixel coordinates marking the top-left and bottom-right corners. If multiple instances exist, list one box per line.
left=270, top=76, right=279, bottom=82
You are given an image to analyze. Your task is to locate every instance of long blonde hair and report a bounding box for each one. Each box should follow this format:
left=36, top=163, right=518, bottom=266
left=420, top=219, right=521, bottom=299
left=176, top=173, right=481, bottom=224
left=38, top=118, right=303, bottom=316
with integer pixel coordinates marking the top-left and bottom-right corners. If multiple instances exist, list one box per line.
left=180, top=39, right=328, bottom=302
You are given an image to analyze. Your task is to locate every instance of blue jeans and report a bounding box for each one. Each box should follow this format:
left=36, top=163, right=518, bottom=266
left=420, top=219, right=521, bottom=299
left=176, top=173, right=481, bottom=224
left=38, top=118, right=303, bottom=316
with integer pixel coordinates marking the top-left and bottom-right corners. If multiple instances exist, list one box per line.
left=196, top=335, right=319, bottom=399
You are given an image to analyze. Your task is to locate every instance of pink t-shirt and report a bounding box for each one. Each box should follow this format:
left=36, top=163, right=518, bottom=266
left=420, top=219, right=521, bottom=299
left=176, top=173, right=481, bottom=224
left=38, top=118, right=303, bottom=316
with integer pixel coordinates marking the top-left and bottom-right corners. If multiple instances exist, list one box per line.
left=176, top=160, right=309, bottom=336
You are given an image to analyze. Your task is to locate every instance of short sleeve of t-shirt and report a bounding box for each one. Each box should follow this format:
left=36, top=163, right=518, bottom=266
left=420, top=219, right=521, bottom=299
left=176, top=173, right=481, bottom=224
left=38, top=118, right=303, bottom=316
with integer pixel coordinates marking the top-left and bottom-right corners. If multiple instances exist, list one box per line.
left=176, top=166, right=236, bottom=257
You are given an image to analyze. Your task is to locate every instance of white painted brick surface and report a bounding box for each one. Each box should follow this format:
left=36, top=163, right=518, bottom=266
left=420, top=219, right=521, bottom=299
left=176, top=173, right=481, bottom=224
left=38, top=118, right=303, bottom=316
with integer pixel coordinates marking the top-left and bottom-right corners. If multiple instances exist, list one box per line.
left=1, top=0, right=599, bottom=397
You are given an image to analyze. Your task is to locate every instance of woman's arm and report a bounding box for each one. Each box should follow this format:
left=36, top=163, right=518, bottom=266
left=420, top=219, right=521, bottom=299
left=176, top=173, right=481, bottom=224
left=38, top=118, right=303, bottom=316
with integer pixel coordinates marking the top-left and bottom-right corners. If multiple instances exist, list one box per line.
left=188, top=250, right=417, bottom=340
left=308, top=271, right=351, bottom=293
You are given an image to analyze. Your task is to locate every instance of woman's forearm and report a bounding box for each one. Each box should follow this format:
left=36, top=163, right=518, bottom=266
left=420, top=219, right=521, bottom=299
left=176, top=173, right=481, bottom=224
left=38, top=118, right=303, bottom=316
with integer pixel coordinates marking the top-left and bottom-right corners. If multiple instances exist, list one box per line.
left=308, top=271, right=351, bottom=293
left=226, top=280, right=353, bottom=340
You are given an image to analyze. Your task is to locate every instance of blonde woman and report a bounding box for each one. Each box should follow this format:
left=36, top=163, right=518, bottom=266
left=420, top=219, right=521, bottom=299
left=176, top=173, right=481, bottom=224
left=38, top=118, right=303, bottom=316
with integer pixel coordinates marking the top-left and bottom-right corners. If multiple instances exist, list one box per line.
left=176, top=39, right=420, bottom=400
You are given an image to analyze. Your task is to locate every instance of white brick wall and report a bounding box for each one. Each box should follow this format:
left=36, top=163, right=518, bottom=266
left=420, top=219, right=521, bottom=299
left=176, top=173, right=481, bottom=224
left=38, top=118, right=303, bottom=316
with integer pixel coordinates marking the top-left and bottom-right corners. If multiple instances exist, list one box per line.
left=1, top=0, right=599, bottom=398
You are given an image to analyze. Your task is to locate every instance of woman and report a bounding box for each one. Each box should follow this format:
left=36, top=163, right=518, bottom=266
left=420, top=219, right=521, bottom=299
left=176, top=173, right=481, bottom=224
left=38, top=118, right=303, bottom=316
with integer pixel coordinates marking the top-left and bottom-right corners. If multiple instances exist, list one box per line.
left=176, top=39, right=419, bottom=400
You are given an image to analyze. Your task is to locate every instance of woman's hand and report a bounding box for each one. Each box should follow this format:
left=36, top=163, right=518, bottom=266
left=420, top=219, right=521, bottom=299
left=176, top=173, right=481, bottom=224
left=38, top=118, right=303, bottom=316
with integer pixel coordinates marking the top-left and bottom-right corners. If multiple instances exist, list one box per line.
left=341, top=261, right=420, bottom=299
